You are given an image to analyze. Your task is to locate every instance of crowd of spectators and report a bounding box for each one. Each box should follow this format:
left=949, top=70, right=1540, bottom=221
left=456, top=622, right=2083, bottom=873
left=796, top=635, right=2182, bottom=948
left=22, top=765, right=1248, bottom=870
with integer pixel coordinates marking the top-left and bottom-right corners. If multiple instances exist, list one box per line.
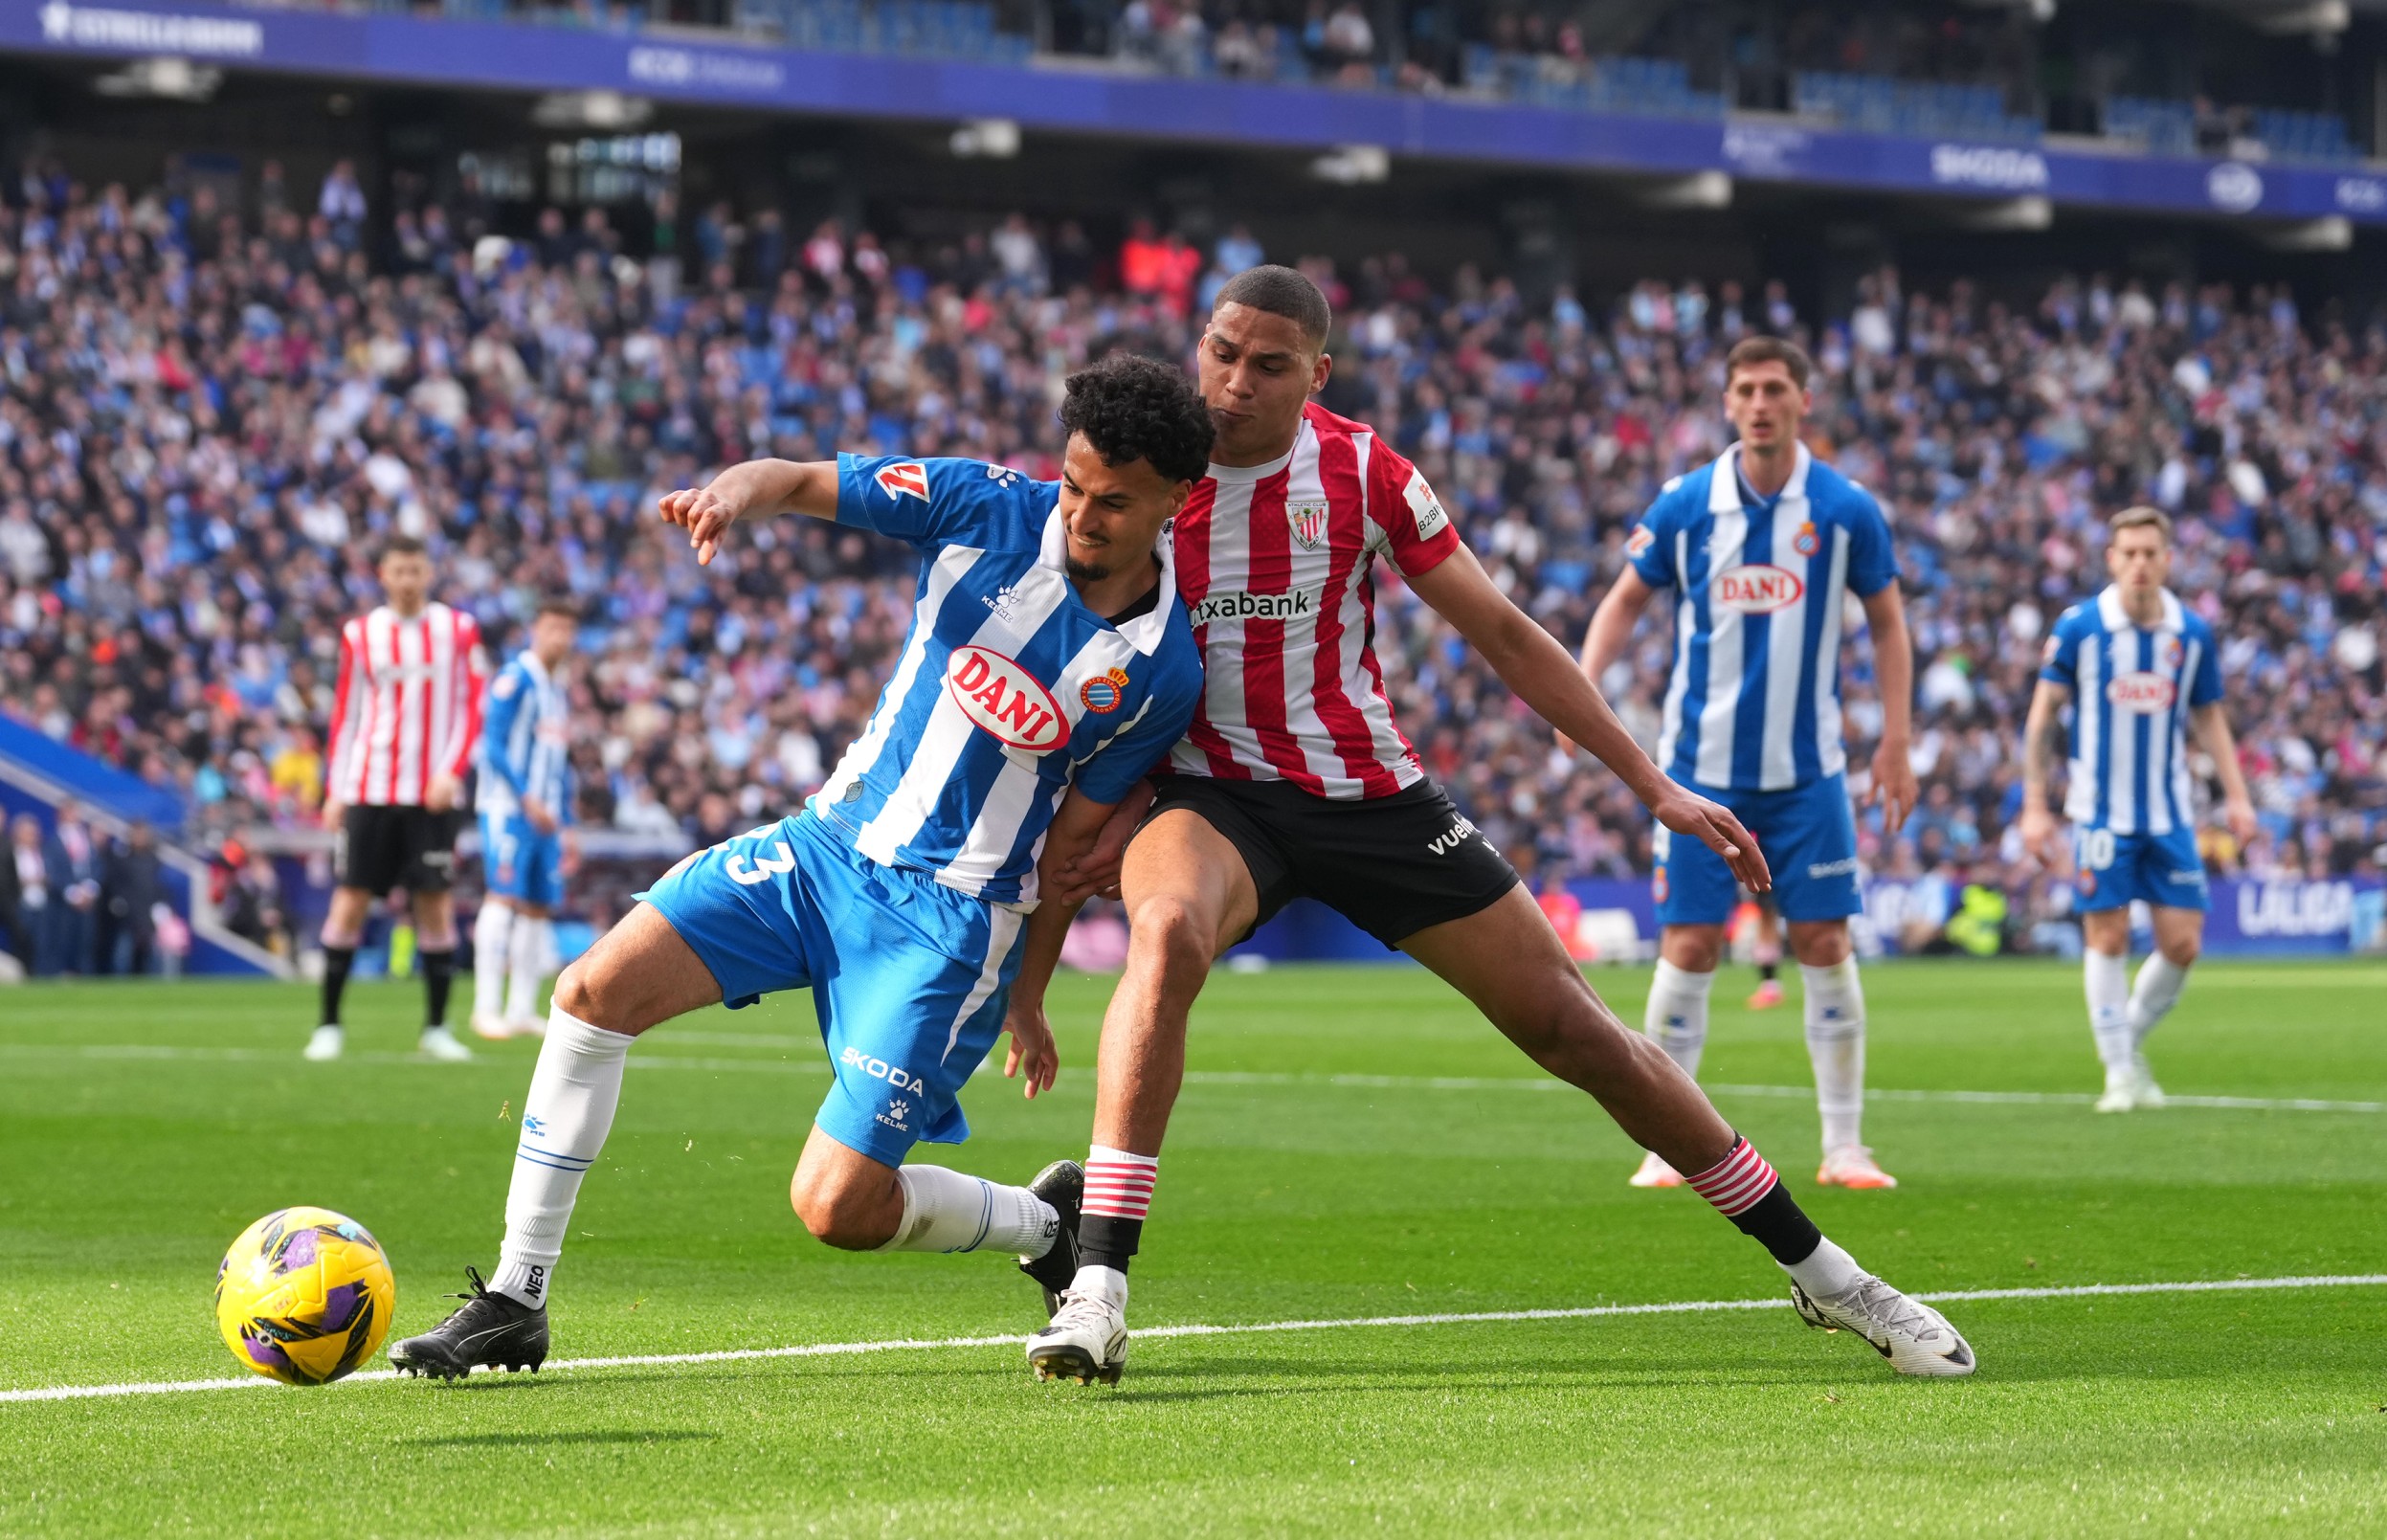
left=0, top=156, right=2381, bottom=958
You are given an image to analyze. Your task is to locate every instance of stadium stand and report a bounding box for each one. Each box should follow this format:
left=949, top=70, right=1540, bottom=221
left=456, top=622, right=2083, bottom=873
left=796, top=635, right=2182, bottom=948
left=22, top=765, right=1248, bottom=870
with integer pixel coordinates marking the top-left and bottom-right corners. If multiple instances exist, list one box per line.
left=0, top=163, right=2379, bottom=960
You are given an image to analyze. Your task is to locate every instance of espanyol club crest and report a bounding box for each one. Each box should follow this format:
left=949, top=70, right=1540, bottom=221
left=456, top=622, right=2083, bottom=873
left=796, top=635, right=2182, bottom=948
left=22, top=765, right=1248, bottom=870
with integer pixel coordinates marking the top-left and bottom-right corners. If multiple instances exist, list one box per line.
left=1652, top=866, right=1669, bottom=904
left=875, top=461, right=930, bottom=502
left=1793, top=521, right=1820, bottom=557
left=1079, top=667, right=1131, bottom=715
left=1286, top=499, right=1330, bottom=551
left=2159, top=635, right=2183, bottom=670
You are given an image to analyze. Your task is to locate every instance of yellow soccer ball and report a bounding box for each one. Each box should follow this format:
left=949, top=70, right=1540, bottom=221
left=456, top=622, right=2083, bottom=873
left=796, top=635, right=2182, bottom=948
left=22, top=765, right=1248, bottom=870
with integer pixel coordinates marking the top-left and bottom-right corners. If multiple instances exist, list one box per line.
left=213, top=1208, right=395, bottom=1385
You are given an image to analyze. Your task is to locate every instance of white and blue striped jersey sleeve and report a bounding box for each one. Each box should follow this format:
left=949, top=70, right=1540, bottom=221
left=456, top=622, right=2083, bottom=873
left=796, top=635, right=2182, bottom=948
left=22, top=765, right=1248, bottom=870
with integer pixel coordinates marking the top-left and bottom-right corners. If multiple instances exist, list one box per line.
left=835, top=454, right=1049, bottom=550
left=1840, top=483, right=1898, bottom=597
left=2186, top=615, right=2224, bottom=708
left=1625, top=476, right=1692, bottom=590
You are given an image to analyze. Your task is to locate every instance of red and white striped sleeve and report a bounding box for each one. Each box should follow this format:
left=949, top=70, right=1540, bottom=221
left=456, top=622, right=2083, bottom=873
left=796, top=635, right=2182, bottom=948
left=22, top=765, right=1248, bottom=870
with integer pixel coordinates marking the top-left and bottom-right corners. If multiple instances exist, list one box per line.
left=433, top=610, right=486, bottom=783
left=324, top=617, right=368, bottom=806
left=1361, top=439, right=1461, bottom=578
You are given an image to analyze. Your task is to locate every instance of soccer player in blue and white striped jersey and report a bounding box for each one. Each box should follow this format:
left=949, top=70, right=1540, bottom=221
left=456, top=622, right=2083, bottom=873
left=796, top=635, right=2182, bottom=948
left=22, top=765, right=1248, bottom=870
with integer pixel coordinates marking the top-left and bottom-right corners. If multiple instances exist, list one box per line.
left=390, top=354, right=1212, bottom=1381
left=1581, top=336, right=1918, bottom=1192
left=2019, top=507, right=2258, bottom=1111
left=471, top=599, right=579, bottom=1041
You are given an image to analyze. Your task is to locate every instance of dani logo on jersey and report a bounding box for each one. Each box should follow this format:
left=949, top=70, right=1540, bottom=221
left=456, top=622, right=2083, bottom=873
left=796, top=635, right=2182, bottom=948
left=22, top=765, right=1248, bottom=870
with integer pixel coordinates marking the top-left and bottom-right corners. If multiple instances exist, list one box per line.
left=946, top=645, right=1069, bottom=750
left=2106, top=672, right=2177, bottom=713
left=1711, top=564, right=1806, bottom=614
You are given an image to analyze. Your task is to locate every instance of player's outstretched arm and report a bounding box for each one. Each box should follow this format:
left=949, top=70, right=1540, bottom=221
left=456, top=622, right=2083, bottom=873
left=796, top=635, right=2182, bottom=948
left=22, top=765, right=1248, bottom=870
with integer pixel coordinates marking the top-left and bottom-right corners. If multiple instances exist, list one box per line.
left=2192, top=702, right=2261, bottom=853
left=1406, top=544, right=1771, bottom=893
left=2018, top=679, right=2071, bottom=863
left=658, top=458, right=841, bottom=565
left=1002, top=790, right=1124, bottom=1099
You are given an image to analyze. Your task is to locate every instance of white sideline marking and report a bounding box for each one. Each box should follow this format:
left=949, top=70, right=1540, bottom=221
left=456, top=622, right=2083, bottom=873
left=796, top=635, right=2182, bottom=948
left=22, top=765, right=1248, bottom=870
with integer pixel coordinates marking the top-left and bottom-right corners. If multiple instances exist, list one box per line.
left=5, top=1273, right=2383, bottom=1406
left=5, top=1043, right=2380, bottom=1113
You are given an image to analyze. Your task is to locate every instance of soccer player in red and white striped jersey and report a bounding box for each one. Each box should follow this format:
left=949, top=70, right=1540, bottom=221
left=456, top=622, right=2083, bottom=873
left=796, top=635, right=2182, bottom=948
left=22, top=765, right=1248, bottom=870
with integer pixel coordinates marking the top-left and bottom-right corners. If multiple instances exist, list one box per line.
left=306, top=534, right=486, bottom=1064
left=1015, top=268, right=1974, bottom=1387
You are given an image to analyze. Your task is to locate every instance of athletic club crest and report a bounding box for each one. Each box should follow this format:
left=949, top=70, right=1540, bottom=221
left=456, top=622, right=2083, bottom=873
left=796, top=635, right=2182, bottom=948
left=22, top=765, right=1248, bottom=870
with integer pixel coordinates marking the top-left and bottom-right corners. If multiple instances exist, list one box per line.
left=1792, top=521, right=1820, bottom=557
left=1286, top=499, right=1330, bottom=551
left=1080, top=667, right=1131, bottom=714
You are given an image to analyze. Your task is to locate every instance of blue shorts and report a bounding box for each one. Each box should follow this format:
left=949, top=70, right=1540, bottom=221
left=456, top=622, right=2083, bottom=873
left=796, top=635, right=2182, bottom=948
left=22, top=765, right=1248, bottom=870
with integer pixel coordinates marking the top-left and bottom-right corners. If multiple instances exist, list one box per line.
left=2075, top=825, right=2210, bottom=913
left=1652, top=773, right=1862, bottom=927
left=636, top=811, right=1026, bottom=1167
left=480, top=812, right=564, bottom=909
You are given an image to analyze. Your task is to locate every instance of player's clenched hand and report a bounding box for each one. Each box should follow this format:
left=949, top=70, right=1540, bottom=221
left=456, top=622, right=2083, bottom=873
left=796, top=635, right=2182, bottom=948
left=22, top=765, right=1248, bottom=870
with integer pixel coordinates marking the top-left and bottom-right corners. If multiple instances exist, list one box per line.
left=1650, top=783, right=1770, bottom=893
left=1001, top=1000, right=1059, bottom=1099
left=658, top=462, right=777, bottom=566
left=1054, top=780, right=1153, bottom=904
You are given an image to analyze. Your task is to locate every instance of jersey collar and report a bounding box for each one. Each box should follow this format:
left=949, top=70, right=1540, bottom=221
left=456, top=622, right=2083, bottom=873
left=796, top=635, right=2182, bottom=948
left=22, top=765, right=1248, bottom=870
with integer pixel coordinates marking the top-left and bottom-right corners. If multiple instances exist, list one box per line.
left=1037, top=503, right=1180, bottom=658
left=1203, top=417, right=1306, bottom=486
left=1707, top=440, right=1811, bottom=514
left=518, top=651, right=551, bottom=688
left=2096, top=584, right=2183, bottom=633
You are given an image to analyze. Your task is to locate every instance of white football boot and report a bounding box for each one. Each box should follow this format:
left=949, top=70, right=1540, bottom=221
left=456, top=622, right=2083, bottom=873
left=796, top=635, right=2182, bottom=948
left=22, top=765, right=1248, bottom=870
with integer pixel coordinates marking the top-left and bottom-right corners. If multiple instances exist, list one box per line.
left=302, top=1025, right=345, bottom=1061
left=418, top=1025, right=475, bottom=1062
left=469, top=1011, right=515, bottom=1041
left=1792, top=1273, right=1976, bottom=1377
left=1628, top=1150, right=1684, bottom=1188
left=2096, top=1058, right=2166, bottom=1112
left=2130, top=1055, right=2166, bottom=1109
left=1027, top=1273, right=1129, bottom=1386
left=1816, top=1145, right=1898, bottom=1189
left=505, top=1014, right=547, bottom=1040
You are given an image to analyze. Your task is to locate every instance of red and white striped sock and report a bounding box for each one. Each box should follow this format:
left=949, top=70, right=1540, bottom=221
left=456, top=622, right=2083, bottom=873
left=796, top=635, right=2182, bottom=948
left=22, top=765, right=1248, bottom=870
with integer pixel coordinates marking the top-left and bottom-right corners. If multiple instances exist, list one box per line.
left=1684, top=1135, right=1777, bottom=1216
left=1079, top=1145, right=1158, bottom=1274
left=1684, top=1134, right=1827, bottom=1268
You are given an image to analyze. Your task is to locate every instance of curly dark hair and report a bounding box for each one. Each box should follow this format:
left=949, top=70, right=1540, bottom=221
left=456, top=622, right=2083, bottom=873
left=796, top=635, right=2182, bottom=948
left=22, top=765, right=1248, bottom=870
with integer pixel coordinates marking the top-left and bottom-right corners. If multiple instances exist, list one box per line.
left=1058, top=351, right=1215, bottom=485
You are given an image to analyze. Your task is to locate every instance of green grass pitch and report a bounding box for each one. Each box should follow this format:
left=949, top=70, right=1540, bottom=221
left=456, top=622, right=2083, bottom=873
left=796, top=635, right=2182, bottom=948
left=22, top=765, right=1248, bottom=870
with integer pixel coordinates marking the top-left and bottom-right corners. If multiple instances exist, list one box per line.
left=3, top=958, right=2383, bottom=1536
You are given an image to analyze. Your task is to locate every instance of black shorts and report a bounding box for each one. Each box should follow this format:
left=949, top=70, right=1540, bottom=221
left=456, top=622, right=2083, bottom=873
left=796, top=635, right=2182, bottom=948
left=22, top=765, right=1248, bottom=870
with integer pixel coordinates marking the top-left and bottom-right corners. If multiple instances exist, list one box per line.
left=1144, top=775, right=1519, bottom=949
left=334, top=805, right=458, bottom=898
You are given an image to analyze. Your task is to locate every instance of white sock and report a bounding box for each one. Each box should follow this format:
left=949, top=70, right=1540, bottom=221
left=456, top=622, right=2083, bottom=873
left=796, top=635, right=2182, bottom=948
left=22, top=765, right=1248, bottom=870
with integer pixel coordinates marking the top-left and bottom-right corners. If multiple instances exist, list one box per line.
left=473, top=902, right=513, bottom=1020
left=1643, top=959, right=1715, bottom=1078
left=504, top=916, right=547, bottom=1022
left=2128, top=954, right=2190, bottom=1052
left=876, top=1165, right=1060, bottom=1256
left=1068, top=1263, right=1128, bottom=1306
left=1801, top=959, right=1866, bottom=1155
left=489, top=1007, right=636, bottom=1306
left=1781, top=1235, right=1865, bottom=1298
left=2085, top=949, right=2132, bottom=1070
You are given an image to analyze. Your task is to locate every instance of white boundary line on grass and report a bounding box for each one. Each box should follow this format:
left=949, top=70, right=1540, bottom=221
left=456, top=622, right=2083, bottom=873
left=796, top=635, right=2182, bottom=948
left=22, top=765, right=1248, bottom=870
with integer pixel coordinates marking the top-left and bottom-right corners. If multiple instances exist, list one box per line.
left=4, top=1044, right=2381, bottom=1114
left=5, top=1273, right=2383, bottom=1407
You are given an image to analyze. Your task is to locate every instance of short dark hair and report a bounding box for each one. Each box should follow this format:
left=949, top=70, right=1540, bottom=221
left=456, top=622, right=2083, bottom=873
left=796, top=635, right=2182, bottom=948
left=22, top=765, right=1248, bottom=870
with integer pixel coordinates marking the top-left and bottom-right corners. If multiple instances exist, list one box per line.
left=377, top=533, right=428, bottom=563
left=534, top=596, right=582, bottom=622
left=1213, top=263, right=1331, bottom=347
left=1058, top=352, right=1216, bottom=485
left=1725, top=335, right=1812, bottom=389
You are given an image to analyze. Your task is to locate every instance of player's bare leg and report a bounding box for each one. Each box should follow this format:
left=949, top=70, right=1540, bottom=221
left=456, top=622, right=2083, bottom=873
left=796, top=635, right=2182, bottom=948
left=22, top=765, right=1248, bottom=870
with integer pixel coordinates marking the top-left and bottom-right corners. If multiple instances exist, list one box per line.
left=1402, top=891, right=1968, bottom=1375
left=390, top=905, right=713, bottom=1378
left=1031, top=810, right=1257, bottom=1386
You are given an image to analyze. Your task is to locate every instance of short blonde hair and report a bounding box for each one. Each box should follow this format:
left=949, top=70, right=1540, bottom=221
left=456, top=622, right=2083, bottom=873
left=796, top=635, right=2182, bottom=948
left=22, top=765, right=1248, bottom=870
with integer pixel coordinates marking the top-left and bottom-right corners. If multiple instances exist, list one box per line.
left=2108, top=505, right=2174, bottom=547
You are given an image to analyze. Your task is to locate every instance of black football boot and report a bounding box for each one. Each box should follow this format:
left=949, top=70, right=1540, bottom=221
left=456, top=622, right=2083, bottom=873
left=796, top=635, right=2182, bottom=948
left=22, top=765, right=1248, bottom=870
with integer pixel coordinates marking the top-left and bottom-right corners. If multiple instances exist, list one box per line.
left=389, top=1267, right=550, bottom=1380
left=1015, top=1159, right=1083, bottom=1318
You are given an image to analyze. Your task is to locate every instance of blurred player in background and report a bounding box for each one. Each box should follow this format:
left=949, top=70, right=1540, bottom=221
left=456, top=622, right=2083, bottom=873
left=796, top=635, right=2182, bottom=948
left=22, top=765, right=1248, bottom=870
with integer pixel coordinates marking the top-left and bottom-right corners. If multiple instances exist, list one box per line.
left=2019, top=507, right=2258, bottom=1111
left=389, top=355, right=1209, bottom=1381
left=1580, top=337, right=1916, bottom=1192
left=1022, top=272, right=1973, bottom=1389
left=308, top=534, right=484, bottom=1062
left=472, top=599, right=581, bottom=1041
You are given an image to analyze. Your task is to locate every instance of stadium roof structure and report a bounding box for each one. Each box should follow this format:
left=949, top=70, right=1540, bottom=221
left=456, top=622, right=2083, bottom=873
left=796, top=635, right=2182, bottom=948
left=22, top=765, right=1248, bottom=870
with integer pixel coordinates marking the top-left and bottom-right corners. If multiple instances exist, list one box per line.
left=6, top=0, right=2386, bottom=233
